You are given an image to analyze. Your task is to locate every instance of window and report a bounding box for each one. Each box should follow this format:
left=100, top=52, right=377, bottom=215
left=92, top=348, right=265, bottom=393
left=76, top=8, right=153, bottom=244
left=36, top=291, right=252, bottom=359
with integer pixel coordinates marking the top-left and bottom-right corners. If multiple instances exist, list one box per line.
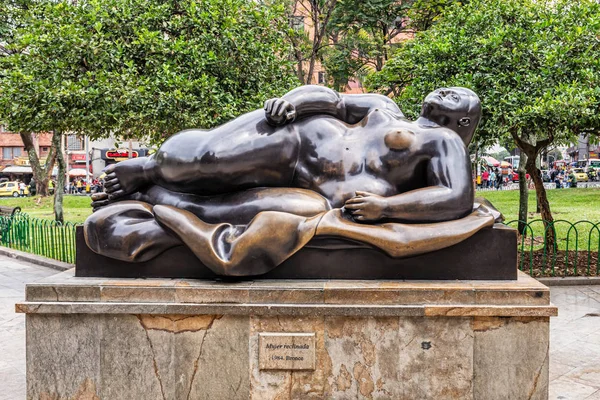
left=7, top=183, right=15, bottom=188
left=289, top=15, right=304, bottom=31
left=41, top=147, right=49, bottom=152
left=67, top=135, right=84, bottom=151
left=2, top=147, right=21, bottom=160
left=318, top=71, right=326, bottom=84
left=0, top=183, right=5, bottom=189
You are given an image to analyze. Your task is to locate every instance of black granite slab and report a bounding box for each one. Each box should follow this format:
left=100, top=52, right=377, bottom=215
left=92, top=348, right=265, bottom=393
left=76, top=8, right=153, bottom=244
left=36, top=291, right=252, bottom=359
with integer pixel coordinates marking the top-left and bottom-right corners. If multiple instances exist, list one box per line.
left=75, top=224, right=517, bottom=280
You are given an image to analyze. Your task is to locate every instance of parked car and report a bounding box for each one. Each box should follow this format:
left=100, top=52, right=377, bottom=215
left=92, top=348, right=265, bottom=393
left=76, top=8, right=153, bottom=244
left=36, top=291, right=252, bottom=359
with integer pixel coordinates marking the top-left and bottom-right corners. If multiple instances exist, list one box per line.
left=573, top=168, right=589, bottom=182
left=0, top=181, right=29, bottom=197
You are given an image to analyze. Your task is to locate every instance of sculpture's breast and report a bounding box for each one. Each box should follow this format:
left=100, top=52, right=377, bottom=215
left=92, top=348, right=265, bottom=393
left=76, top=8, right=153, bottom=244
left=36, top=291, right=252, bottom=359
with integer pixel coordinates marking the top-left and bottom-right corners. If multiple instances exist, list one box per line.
left=293, top=116, right=397, bottom=206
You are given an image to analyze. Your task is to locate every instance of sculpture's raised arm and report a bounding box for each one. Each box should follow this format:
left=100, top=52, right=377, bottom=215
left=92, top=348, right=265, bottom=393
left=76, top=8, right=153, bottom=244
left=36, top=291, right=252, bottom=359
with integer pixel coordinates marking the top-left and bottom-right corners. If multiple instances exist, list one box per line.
left=264, top=85, right=403, bottom=126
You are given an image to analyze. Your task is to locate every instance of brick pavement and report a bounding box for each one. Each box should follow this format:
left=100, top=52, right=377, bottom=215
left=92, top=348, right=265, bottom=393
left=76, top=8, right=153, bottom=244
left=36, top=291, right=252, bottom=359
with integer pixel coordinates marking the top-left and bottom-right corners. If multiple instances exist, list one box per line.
left=0, top=256, right=598, bottom=399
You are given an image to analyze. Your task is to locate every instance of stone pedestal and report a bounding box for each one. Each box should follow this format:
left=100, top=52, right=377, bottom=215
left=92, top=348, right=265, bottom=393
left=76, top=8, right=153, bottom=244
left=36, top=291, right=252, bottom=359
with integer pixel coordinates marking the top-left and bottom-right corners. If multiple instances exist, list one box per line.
left=17, top=270, right=556, bottom=399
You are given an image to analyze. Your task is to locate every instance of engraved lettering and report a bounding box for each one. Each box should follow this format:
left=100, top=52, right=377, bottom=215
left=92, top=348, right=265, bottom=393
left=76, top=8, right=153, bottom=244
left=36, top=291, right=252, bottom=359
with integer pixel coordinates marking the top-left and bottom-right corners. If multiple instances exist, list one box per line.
left=259, top=332, right=316, bottom=370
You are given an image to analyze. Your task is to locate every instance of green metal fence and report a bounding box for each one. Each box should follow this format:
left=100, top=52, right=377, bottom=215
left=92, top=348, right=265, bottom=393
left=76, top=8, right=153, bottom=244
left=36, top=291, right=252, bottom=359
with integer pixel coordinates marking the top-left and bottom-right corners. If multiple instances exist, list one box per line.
left=0, top=212, right=78, bottom=264
left=505, top=219, right=600, bottom=277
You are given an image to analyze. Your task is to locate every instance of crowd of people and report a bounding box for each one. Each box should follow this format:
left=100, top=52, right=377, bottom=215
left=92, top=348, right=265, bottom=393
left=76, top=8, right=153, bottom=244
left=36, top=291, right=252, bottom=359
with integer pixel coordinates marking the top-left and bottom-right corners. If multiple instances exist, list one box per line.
left=22, top=177, right=103, bottom=195
left=66, top=178, right=103, bottom=194
left=476, top=166, right=520, bottom=189
left=549, top=167, right=579, bottom=189
left=476, top=165, right=599, bottom=190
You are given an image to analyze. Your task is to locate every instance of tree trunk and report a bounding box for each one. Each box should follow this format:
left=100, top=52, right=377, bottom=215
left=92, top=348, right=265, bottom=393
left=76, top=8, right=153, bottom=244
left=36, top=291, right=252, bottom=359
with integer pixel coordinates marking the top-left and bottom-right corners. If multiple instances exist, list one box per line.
left=517, top=152, right=528, bottom=235
left=526, top=155, right=555, bottom=247
left=52, top=131, right=66, bottom=223
left=20, top=132, right=56, bottom=197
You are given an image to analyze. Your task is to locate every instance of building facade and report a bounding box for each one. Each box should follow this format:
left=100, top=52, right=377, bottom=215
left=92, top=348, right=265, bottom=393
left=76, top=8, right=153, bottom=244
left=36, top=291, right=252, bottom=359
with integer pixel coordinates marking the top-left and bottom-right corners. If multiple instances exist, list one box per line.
left=0, top=126, right=52, bottom=168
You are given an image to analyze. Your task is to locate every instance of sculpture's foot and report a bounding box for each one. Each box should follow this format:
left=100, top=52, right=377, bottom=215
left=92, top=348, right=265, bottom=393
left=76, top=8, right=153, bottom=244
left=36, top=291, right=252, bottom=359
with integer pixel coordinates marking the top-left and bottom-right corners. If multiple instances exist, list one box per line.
left=104, top=157, right=150, bottom=199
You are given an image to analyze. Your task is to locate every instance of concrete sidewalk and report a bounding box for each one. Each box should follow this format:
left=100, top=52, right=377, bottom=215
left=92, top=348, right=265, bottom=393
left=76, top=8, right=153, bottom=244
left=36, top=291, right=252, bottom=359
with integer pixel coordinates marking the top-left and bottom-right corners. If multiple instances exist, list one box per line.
left=0, top=255, right=599, bottom=399
left=549, top=286, right=600, bottom=399
left=0, top=256, right=56, bottom=399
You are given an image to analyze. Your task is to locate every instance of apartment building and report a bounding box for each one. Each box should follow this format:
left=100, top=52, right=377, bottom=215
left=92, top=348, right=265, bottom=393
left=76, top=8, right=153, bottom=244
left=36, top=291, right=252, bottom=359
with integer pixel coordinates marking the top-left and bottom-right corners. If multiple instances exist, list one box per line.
left=0, top=126, right=52, bottom=168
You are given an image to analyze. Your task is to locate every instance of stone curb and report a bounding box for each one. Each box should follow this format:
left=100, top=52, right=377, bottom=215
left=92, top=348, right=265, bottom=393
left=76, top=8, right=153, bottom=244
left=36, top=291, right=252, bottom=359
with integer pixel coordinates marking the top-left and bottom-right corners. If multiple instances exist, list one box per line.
left=537, top=276, right=600, bottom=286
left=0, top=246, right=73, bottom=272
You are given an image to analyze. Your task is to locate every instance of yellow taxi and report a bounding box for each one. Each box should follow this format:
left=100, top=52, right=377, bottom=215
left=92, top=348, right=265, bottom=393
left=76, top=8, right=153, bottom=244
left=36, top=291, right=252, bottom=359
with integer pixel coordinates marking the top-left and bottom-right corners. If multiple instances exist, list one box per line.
left=0, top=181, right=29, bottom=197
left=573, top=168, right=589, bottom=182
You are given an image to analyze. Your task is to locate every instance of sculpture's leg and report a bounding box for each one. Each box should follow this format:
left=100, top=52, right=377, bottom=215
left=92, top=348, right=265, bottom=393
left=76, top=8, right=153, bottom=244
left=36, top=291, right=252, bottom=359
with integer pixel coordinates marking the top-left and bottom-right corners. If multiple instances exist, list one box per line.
left=97, top=185, right=331, bottom=225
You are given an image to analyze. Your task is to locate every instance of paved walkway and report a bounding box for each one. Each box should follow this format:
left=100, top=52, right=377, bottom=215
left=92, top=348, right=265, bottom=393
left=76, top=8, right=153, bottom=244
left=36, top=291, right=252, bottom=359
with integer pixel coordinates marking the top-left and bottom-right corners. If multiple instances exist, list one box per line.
left=549, top=286, right=600, bottom=399
left=0, top=256, right=598, bottom=399
left=0, top=256, right=56, bottom=400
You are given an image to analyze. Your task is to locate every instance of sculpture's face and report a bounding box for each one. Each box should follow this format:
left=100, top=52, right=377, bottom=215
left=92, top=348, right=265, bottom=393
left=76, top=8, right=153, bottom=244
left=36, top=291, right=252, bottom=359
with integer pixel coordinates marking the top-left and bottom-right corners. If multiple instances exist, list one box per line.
left=423, top=88, right=472, bottom=124
left=421, top=87, right=481, bottom=145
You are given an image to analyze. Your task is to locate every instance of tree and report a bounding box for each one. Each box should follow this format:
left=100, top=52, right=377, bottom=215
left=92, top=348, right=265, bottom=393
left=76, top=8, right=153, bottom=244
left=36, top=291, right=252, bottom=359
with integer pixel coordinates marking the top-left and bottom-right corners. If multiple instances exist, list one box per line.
left=321, top=0, right=460, bottom=91
left=285, top=0, right=339, bottom=84
left=0, top=0, right=299, bottom=220
left=367, top=0, right=600, bottom=243
left=1, top=0, right=56, bottom=197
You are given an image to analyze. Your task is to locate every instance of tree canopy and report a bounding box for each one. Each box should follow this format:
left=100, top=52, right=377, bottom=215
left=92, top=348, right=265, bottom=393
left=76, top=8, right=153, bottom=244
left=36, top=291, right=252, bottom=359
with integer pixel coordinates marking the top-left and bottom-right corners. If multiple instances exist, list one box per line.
left=0, top=0, right=299, bottom=144
left=320, top=0, right=459, bottom=91
left=367, top=0, right=600, bottom=149
left=367, top=0, right=600, bottom=231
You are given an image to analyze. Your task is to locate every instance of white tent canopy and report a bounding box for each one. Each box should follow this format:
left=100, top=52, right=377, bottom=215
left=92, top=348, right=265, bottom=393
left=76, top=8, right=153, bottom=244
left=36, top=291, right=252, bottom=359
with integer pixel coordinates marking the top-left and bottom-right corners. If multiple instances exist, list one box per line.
left=2, top=166, right=59, bottom=175
left=68, top=168, right=90, bottom=177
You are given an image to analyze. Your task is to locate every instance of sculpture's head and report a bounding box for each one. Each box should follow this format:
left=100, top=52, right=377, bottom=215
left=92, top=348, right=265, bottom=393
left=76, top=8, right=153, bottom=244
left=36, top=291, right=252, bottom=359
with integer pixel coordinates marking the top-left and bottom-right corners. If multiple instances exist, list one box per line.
left=421, top=87, right=481, bottom=146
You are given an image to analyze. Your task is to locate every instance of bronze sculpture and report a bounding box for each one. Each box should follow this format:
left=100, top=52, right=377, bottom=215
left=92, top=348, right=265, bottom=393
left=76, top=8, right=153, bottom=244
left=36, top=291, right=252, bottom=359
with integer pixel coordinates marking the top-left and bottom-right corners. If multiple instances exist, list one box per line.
left=84, top=85, right=505, bottom=277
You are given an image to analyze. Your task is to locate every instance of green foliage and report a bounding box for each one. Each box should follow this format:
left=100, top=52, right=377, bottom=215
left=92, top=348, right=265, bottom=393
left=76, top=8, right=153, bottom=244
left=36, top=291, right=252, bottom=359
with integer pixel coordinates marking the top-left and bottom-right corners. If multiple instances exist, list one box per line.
left=321, top=0, right=459, bottom=90
left=367, top=0, right=600, bottom=150
left=0, top=0, right=299, bottom=143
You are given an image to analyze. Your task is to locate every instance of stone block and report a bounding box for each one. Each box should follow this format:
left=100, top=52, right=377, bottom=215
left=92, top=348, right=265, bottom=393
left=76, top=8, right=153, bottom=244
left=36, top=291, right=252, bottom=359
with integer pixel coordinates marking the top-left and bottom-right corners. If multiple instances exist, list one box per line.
left=18, top=272, right=555, bottom=399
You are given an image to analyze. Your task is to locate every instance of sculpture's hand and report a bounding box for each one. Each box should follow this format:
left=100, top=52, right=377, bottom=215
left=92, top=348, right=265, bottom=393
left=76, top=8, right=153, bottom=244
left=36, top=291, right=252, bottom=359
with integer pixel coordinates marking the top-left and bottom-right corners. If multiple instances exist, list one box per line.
left=344, top=191, right=389, bottom=222
left=264, top=98, right=296, bottom=126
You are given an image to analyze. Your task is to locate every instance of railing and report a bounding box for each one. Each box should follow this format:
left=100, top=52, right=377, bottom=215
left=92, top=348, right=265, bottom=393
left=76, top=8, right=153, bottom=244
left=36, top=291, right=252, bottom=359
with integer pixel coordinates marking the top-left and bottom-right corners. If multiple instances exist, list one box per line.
left=505, top=219, right=600, bottom=277
left=0, top=212, right=77, bottom=264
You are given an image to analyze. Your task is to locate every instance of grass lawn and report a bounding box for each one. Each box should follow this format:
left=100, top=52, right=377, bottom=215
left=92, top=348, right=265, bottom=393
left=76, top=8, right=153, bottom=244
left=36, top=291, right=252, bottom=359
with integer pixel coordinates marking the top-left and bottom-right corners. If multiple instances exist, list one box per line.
left=477, top=187, right=600, bottom=223
left=0, top=195, right=92, bottom=223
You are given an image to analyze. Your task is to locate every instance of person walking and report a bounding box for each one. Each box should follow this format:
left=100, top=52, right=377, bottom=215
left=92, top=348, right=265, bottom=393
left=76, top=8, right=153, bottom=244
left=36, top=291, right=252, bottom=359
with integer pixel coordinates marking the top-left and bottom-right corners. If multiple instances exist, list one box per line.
left=496, top=168, right=503, bottom=190
left=482, top=169, right=489, bottom=189
left=18, top=181, right=26, bottom=197
left=568, top=169, right=577, bottom=188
